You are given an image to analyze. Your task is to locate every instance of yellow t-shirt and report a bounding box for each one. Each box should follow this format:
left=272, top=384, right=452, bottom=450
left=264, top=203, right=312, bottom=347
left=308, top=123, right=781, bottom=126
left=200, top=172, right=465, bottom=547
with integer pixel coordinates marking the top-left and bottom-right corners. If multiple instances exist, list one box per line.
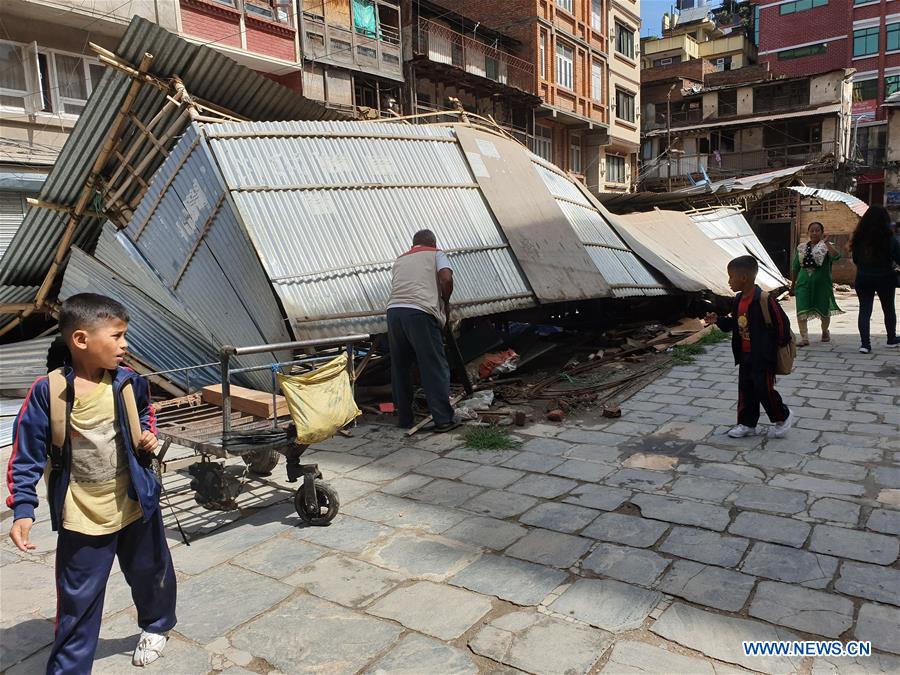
left=62, top=372, right=143, bottom=535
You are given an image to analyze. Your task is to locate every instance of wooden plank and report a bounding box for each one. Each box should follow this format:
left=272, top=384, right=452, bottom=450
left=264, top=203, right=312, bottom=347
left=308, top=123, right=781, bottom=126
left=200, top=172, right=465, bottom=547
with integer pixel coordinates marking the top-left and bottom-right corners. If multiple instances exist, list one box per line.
left=202, top=384, right=288, bottom=419
left=453, top=126, right=610, bottom=302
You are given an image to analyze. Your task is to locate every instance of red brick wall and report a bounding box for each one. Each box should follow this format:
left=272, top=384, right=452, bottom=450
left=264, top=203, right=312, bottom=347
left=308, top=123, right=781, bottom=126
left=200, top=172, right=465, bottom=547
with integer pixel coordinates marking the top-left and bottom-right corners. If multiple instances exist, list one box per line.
left=753, top=0, right=849, bottom=77
left=246, top=17, right=297, bottom=61
left=180, top=0, right=242, bottom=48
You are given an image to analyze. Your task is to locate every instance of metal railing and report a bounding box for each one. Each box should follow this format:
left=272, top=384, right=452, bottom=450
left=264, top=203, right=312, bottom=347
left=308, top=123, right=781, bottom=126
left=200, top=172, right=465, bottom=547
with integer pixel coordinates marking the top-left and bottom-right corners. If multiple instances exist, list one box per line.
left=301, top=12, right=402, bottom=77
left=641, top=140, right=837, bottom=181
left=415, top=18, right=535, bottom=94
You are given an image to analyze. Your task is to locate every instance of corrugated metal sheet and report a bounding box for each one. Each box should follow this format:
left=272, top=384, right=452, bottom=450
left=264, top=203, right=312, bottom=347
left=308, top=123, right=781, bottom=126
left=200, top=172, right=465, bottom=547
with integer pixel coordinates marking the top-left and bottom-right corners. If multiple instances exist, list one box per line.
left=788, top=186, right=868, bottom=216
left=531, top=157, right=669, bottom=297
left=0, top=16, right=345, bottom=290
left=0, top=397, right=22, bottom=447
left=0, top=191, right=26, bottom=261
left=0, top=285, right=39, bottom=330
left=203, top=121, right=536, bottom=338
left=60, top=248, right=222, bottom=391
left=690, top=207, right=788, bottom=289
left=0, top=336, right=54, bottom=394
left=123, top=126, right=291, bottom=389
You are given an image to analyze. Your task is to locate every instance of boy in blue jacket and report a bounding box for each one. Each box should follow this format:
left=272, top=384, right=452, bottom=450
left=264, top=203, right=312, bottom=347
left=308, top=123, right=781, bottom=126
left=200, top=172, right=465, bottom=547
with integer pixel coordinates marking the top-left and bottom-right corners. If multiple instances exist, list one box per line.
left=705, top=256, right=795, bottom=439
left=6, top=293, right=177, bottom=673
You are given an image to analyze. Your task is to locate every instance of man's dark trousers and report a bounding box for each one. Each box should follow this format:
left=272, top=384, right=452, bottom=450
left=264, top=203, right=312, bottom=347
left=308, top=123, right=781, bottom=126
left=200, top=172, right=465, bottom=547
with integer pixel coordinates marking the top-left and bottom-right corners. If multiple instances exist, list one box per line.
left=387, top=307, right=454, bottom=427
left=737, top=353, right=788, bottom=428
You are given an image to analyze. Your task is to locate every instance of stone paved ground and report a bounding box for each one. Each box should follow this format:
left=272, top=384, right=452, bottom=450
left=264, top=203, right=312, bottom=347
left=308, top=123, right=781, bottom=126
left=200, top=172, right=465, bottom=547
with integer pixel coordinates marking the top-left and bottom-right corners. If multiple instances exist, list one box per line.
left=2, top=293, right=898, bottom=674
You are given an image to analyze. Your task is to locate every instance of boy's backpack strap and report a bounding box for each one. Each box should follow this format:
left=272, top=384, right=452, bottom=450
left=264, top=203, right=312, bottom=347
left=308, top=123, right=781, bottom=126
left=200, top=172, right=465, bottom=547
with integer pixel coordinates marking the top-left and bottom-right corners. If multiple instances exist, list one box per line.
left=48, top=368, right=67, bottom=452
left=759, top=290, right=773, bottom=327
left=121, top=379, right=143, bottom=450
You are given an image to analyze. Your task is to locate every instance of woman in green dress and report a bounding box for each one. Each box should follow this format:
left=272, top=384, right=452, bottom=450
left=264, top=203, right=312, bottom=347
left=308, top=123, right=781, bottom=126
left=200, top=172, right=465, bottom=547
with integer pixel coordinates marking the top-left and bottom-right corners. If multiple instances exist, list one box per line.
left=791, top=221, right=843, bottom=346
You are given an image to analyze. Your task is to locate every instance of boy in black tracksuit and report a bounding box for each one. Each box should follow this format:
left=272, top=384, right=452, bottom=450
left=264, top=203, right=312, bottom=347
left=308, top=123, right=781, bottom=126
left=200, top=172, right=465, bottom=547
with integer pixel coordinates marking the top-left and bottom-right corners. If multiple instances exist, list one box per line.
left=705, top=255, right=795, bottom=438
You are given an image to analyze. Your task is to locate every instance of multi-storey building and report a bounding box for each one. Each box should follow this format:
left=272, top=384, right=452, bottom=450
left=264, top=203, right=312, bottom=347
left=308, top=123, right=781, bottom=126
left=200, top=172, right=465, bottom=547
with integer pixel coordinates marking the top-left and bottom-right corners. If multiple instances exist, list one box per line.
left=420, top=0, right=642, bottom=193
left=642, top=6, right=757, bottom=73
left=639, top=67, right=854, bottom=193
left=402, top=0, right=541, bottom=144
left=752, top=0, right=900, bottom=205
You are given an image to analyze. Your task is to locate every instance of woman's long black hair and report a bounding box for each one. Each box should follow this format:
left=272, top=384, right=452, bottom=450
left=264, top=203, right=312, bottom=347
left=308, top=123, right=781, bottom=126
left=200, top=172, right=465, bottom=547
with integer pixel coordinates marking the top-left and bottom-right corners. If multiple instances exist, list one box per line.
left=850, top=205, right=892, bottom=261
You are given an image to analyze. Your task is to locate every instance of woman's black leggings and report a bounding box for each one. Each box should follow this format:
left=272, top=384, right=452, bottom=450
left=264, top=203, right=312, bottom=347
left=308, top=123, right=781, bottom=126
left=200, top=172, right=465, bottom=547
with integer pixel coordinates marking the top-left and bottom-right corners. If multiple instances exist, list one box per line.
left=856, top=274, right=897, bottom=348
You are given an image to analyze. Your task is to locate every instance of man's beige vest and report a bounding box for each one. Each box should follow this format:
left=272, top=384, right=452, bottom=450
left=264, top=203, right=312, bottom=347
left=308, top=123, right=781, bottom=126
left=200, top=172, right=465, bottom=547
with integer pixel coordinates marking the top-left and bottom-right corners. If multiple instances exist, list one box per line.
left=387, top=246, right=445, bottom=325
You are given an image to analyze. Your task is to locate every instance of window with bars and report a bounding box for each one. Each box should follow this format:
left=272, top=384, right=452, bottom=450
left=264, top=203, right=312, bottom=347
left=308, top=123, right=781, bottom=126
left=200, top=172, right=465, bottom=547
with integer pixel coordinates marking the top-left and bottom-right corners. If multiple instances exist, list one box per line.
left=615, top=88, right=635, bottom=123
left=615, top=23, right=635, bottom=59
left=606, top=155, right=625, bottom=184
left=591, top=61, right=602, bottom=102
left=556, top=41, right=574, bottom=90
left=853, top=27, right=880, bottom=58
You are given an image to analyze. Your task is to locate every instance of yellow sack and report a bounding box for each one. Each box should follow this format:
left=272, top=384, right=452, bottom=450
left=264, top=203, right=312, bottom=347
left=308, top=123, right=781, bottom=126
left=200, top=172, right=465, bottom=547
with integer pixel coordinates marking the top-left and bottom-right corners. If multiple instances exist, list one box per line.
left=276, top=354, right=361, bottom=444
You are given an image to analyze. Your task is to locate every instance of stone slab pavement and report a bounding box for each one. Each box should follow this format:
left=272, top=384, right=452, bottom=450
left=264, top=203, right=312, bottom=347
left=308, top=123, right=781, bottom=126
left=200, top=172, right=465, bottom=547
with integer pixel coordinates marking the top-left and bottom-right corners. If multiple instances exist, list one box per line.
left=1, top=293, right=898, bottom=674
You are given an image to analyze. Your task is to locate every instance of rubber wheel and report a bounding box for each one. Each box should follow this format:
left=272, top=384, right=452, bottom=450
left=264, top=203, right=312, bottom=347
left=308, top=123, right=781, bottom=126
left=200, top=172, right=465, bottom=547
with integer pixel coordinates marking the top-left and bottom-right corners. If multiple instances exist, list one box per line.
left=242, top=449, right=279, bottom=476
left=294, top=480, right=340, bottom=525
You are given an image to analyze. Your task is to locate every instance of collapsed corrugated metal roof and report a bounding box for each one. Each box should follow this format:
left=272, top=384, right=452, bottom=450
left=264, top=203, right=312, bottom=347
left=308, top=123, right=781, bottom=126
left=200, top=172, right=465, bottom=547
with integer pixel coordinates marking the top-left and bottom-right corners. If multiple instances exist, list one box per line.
left=0, top=285, right=39, bottom=331
left=0, top=336, right=55, bottom=395
left=689, top=207, right=787, bottom=289
left=0, top=15, right=345, bottom=334
left=788, top=186, right=868, bottom=217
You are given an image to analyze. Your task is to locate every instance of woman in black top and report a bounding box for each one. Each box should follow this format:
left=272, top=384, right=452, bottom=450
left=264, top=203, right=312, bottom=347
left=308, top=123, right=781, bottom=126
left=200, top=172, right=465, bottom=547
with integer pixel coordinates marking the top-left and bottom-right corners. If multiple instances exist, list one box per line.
left=850, top=206, right=900, bottom=353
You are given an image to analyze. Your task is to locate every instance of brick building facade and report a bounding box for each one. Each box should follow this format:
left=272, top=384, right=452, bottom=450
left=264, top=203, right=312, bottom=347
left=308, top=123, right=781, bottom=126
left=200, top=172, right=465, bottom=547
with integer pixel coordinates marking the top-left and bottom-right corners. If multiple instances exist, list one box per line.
left=752, top=0, right=900, bottom=205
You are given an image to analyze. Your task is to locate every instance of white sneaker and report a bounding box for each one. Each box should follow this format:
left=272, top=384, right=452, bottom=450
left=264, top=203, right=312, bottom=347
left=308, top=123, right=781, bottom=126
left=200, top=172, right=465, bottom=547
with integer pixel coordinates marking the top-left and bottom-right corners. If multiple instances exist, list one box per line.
left=771, top=409, right=795, bottom=438
left=132, top=631, right=167, bottom=667
left=858, top=346, right=871, bottom=354
left=728, top=424, right=757, bottom=438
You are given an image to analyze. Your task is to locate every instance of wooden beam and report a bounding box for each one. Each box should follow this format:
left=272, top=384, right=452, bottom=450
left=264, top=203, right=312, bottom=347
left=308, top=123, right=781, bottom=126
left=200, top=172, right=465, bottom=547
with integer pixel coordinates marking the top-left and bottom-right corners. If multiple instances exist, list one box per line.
left=129, top=113, right=170, bottom=157
left=25, top=198, right=105, bottom=219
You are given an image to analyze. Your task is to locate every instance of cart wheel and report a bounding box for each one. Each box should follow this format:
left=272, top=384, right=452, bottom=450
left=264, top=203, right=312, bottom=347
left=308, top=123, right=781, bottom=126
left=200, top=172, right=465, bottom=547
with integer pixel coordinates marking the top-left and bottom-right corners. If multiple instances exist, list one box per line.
left=243, top=449, right=279, bottom=476
left=294, top=480, right=340, bottom=525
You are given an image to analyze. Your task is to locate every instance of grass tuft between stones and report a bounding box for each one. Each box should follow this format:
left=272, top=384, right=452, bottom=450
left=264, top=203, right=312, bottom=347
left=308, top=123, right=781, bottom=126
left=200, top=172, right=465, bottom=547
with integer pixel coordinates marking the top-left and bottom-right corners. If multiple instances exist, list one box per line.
left=464, top=426, right=522, bottom=450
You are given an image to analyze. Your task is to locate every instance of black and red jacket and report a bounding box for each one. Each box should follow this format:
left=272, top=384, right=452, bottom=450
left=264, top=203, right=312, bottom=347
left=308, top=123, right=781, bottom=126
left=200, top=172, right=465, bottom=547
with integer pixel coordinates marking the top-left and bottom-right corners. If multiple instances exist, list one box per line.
left=715, top=286, right=792, bottom=369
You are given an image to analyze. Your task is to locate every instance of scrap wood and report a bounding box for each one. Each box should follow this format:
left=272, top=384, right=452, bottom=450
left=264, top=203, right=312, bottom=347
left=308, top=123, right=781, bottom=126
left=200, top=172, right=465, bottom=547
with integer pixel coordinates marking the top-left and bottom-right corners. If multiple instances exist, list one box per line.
left=405, top=392, right=468, bottom=436
left=654, top=324, right=713, bottom=351
left=202, top=384, right=288, bottom=419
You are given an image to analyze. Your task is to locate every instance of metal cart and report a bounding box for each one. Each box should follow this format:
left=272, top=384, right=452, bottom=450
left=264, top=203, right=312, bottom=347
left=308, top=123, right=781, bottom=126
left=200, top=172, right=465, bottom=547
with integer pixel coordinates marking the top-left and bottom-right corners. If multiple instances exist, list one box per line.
left=152, top=334, right=370, bottom=525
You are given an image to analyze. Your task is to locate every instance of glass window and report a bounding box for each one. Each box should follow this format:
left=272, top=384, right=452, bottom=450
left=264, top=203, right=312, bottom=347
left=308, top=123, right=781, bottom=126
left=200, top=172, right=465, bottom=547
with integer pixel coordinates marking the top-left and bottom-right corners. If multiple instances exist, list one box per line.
left=616, top=89, right=635, bottom=122
left=532, top=125, right=553, bottom=161
left=55, top=53, right=90, bottom=115
left=591, top=61, right=602, bottom=102
left=591, top=0, right=603, bottom=30
left=485, top=56, right=499, bottom=81
left=853, top=79, right=879, bottom=101
left=753, top=4, right=760, bottom=46
left=539, top=31, right=546, bottom=80
left=887, top=23, right=900, bottom=52
left=0, top=42, right=28, bottom=109
left=886, top=74, right=900, bottom=98
left=780, top=0, right=826, bottom=14
left=606, top=155, right=626, bottom=183
left=777, top=43, right=827, bottom=60
left=718, top=90, right=737, bottom=117
left=556, top=41, right=574, bottom=90
left=853, top=27, right=880, bottom=58
left=556, top=0, right=573, bottom=12
left=570, top=137, right=582, bottom=173
left=616, top=23, right=635, bottom=59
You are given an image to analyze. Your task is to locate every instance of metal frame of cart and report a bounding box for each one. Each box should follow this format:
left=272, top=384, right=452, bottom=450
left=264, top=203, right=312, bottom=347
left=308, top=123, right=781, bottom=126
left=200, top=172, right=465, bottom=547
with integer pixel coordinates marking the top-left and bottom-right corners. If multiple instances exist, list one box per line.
left=151, top=334, right=371, bottom=525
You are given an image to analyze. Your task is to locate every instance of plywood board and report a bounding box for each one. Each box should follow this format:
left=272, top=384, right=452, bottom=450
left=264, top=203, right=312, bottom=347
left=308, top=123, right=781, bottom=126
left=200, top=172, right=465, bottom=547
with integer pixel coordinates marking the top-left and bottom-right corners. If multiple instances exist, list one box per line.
left=202, top=384, right=288, bottom=420
left=454, top=127, right=609, bottom=302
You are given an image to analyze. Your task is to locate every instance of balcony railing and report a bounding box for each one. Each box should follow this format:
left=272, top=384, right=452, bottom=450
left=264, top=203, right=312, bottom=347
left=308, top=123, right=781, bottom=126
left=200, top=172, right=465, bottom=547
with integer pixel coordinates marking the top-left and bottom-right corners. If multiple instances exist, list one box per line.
left=415, top=18, right=534, bottom=94
left=301, top=11, right=402, bottom=78
left=641, top=141, right=837, bottom=181
left=654, top=107, right=703, bottom=126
